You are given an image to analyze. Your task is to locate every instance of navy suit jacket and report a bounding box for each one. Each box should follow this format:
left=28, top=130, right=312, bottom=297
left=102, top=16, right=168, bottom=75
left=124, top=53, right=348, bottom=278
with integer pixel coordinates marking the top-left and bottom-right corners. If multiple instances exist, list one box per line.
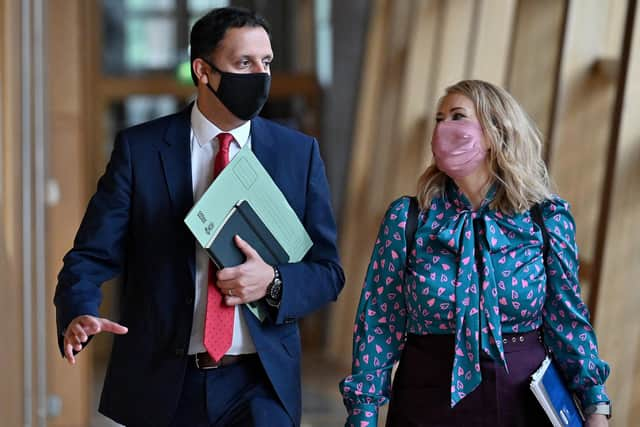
left=54, top=104, right=345, bottom=427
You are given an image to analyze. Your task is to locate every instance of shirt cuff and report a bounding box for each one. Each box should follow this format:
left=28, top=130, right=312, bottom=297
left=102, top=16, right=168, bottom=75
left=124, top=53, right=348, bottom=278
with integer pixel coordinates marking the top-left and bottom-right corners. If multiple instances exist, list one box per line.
left=583, top=403, right=611, bottom=419
left=346, top=403, right=378, bottom=427
left=580, top=384, right=610, bottom=408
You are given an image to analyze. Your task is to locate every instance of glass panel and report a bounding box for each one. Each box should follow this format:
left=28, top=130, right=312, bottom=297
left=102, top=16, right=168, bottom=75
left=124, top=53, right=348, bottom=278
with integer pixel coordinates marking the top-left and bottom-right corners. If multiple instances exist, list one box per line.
left=188, top=0, right=228, bottom=14
left=102, top=0, right=184, bottom=75
left=125, top=17, right=176, bottom=71
left=176, top=60, right=193, bottom=85
left=189, top=15, right=199, bottom=30
left=104, top=96, right=180, bottom=158
left=124, top=96, right=178, bottom=127
left=126, top=0, right=175, bottom=12
left=315, top=0, right=333, bottom=86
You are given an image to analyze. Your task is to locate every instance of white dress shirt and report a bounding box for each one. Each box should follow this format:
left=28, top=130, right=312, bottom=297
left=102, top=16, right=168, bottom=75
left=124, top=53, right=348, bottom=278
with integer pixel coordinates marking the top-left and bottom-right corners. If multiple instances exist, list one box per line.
left=187, top=101, right=256, bottom=355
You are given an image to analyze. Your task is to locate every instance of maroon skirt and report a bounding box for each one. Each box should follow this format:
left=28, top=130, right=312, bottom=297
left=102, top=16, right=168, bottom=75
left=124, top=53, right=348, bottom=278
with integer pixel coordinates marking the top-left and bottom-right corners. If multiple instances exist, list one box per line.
left=386, top=331, right=552, bottom=427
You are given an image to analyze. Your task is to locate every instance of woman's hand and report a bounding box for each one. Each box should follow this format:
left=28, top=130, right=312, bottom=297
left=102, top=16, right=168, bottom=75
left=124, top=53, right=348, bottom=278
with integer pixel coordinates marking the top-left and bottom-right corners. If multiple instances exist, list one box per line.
left=585, top=414, right=608, bottom=427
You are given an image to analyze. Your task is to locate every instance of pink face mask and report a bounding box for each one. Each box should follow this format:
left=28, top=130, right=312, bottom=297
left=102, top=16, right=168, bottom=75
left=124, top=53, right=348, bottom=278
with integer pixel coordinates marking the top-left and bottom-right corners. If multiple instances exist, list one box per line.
left=431, top=120, right=487, bottom=178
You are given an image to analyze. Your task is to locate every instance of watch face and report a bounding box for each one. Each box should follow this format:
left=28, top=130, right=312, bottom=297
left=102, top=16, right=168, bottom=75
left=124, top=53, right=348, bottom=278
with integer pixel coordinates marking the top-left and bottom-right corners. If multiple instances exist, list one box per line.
left=270, top=280, right=282, bottom=299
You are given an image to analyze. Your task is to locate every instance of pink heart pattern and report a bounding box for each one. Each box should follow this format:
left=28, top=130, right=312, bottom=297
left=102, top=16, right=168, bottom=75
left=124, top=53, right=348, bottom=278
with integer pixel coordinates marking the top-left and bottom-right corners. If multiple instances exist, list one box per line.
left=340, top=189, right=610, bottom=425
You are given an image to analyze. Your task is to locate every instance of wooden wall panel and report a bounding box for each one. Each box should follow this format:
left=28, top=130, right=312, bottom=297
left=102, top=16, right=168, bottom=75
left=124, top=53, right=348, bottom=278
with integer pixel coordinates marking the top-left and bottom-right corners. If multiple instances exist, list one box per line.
left=46, top=1, right=93, bottom=426
left=467, top=0, right=517, bottom=85
left=0, top=1, right=25, bottom=425
left=390, top=0, right=439, bottom=198
left=366, top=0, right=415, bottom=213
left=547, top=0, right=621, bottom=292
left=293, top=0, right=315, bottom=73
left=507, top=0, right=567, bottom=155
left=594, top=1, right=640, bottom=424
left=329, top=0, right=422, bottom=359
left=603, top=0, right=628, bottom=55
left=328, top=0, right=391, bottom=359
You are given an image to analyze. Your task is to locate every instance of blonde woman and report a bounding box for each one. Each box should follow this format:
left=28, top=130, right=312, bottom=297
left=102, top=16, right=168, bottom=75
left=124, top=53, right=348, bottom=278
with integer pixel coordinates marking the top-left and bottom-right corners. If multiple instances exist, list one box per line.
left=340, top=80, right=610, bottom=426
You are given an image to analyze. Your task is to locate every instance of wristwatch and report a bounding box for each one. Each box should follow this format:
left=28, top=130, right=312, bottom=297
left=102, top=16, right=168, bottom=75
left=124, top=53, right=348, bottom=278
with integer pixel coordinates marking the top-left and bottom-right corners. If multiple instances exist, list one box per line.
left=265, top=266, right=283, bottom=308
left=584, top=402, right=612, bottom=419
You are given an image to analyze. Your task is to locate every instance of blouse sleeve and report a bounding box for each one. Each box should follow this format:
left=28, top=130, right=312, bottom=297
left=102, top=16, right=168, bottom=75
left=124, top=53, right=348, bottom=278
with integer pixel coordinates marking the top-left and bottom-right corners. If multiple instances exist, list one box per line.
left=339, top=197, right=410, bottom=426
left=539, top=197, right=611, bottom=408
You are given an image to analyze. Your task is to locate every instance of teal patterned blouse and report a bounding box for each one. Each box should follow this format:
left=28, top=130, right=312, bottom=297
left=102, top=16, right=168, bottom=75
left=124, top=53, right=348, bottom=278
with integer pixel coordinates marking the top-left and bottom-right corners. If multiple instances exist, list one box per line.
left=339, top=182, right=610, bottom=426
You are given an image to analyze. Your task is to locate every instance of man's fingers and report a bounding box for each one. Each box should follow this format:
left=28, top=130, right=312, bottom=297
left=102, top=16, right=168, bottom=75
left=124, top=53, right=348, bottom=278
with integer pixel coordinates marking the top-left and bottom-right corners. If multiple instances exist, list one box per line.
left=217, top=267, right=240, bottom=281
left=65, top=326, right=84, bottom=353
left=61, top=315, right=127, bottom=366
left=69, top=335, right=83, bottom=348
left=62, top=315, right=127, bottom=366
left=80, top=316, right=102, bottom=335
left=63, top=341, right=76, bottom=365
left=234, top=235, right=259, bottom=260
left=224, top=295, right=243, bottom=306
left=66, top=333, right=83, bottom=351
left=216, top=237, right=263, bottom=282
left=98, top=318, right=128, bottom=335
left=71, top=323, right=88, bottom=342
left=216, top=235, right=258, bottom=282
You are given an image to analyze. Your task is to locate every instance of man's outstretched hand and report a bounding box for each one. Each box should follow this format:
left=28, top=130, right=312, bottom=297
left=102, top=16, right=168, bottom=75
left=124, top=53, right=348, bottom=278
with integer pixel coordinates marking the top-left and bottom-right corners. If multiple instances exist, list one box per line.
left=63, top=315, right=128, bottom=365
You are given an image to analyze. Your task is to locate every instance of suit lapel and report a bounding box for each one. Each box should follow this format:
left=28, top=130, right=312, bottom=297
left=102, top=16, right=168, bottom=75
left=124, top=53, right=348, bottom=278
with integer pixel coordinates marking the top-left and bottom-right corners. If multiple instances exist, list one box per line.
left=250, top=117, right=278, bottom=180
left=159, top=105, right=193, bottom=218
left=158, top=104, right=195, bottom=282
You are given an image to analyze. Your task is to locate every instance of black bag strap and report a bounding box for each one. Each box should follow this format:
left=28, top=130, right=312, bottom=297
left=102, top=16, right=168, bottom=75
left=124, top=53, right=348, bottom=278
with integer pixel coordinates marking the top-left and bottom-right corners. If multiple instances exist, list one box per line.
left=531, top=203, right=552, bottom=351
left=405, top=196, right=419, bottom=265
left=530, top=203, right=550, bottom=261
left=530, top=202, right=586, bottom=417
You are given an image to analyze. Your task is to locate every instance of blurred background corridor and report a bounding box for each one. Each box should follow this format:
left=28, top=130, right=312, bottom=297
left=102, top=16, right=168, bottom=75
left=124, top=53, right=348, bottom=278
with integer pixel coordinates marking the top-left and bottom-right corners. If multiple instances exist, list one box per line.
left=1, top=0, right=639, bottom=425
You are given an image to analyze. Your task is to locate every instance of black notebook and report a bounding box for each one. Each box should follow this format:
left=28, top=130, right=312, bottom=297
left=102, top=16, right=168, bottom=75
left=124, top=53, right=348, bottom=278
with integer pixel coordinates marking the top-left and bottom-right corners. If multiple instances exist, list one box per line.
left=205, top=200, right=289, bottom=269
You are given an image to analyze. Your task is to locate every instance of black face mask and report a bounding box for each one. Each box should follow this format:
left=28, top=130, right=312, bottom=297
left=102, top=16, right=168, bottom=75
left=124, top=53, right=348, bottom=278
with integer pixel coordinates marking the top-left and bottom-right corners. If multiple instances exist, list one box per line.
left=202, top=59, right=271, bottom=121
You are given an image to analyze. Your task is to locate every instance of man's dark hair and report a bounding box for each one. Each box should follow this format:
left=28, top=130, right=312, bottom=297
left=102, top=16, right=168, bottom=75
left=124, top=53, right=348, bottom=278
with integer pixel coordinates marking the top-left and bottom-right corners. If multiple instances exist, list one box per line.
left=189, top=7, right=271, bottom=86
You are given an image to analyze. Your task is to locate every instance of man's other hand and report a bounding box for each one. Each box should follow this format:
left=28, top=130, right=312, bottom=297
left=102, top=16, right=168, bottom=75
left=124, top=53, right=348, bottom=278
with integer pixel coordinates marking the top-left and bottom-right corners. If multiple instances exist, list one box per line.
left=63, top=315, right=128, bottom=365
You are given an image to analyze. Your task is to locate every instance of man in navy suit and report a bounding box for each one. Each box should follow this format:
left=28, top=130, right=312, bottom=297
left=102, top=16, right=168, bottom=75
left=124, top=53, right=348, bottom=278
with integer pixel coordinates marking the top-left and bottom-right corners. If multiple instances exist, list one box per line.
left=54, top=7, right=344, bottom=427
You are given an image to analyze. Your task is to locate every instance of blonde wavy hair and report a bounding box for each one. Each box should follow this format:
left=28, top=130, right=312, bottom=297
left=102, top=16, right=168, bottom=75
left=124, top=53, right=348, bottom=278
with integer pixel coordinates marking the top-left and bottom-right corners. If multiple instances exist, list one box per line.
left=417, top=80, right=554, bottom=214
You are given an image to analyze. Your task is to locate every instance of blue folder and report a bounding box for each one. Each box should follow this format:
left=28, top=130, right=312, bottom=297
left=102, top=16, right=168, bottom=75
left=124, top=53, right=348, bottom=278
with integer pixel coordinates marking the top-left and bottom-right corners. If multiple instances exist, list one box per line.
left=530, top=356, right=584, bottom=427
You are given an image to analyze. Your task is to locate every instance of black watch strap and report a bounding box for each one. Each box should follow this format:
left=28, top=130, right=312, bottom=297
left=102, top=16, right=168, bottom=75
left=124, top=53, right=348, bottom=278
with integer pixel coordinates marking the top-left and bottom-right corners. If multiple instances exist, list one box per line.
left=266, top=266, right=282, bottom=308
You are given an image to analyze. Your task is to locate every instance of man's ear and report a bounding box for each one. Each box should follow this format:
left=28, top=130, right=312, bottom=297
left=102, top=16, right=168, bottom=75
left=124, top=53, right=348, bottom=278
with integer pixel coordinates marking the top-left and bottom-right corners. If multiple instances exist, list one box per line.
left=192, top=59, right=209, bottom=85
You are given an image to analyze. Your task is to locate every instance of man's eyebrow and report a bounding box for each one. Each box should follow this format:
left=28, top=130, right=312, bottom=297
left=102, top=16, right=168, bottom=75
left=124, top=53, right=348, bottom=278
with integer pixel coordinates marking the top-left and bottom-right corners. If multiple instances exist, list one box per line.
left=235, top=53, right=274, bottom=61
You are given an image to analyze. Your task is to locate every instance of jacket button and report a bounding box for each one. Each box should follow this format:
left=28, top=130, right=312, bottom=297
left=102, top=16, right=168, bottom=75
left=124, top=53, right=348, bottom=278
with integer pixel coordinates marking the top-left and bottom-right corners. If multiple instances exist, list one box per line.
left=175, top=348, right=185, bottom=357
left=185, top=296, right=193, bottom=305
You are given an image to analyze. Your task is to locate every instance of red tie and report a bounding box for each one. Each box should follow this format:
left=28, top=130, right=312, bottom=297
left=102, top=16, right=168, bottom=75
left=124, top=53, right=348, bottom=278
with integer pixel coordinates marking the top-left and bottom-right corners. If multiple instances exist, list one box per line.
left=203, top=133, right=235, bottom=361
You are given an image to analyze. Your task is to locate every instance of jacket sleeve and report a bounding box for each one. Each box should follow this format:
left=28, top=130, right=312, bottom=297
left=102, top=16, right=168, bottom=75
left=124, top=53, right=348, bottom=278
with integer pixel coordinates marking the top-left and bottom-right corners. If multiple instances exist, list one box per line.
left=540, top=197, right=610, bottom=408
left=274, top=139, right=345, bottom=324
left=53, top=132, right=132, bottom=354
left=339, top=197, right=410, bottom=426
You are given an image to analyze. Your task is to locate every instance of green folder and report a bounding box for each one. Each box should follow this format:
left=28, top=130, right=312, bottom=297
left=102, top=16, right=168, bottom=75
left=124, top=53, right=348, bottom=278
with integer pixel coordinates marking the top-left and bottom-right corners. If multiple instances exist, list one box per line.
left=184, top=145, right=313, bottom=320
